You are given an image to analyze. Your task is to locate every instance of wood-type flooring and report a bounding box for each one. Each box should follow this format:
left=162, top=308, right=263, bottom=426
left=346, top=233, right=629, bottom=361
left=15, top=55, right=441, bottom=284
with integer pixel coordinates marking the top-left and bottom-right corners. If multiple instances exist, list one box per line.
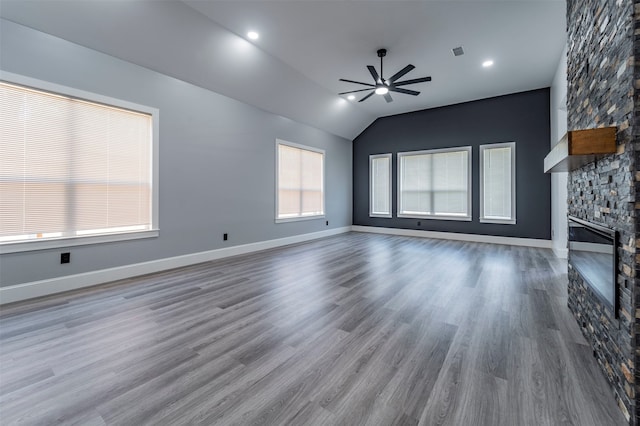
left=0, top=232, right=628, bottom=425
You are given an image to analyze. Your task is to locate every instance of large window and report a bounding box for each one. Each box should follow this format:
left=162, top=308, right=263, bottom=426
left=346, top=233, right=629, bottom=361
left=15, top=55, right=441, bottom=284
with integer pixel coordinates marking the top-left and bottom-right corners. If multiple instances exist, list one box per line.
left=480, top=142, right=516, bottom=224
left=0, top=74, right=158, bottom=253
left=276, top=140, right=324, bottom=222
left=369, top=153, right=392, bottom=217
left=398, top=147, right=471, bottom=220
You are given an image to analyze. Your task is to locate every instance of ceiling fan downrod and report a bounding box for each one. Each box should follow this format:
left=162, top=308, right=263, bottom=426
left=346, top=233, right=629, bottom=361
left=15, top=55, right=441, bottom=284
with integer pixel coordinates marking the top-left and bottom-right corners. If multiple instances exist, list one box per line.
left=378, top=48, right=386, bottom=83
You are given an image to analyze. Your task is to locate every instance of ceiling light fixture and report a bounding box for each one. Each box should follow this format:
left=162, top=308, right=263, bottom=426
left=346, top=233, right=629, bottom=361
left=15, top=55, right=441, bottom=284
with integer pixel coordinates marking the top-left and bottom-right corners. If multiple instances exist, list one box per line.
left=482, top=60, right=494, bottom=68
left=347, top=95, right=356, bottom=100
left=375, top=86, right=389, bottom=95
left=247, top=31, right=259, bottom=40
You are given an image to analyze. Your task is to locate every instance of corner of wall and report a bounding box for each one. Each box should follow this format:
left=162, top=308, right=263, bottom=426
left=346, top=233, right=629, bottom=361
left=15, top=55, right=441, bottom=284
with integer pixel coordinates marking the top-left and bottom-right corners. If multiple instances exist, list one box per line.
left=550, top=43, right=568, bottom=263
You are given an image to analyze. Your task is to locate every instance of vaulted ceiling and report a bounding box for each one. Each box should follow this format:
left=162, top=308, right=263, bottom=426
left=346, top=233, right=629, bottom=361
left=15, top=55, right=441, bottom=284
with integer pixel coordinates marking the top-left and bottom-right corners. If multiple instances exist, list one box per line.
left=0, top=1, right=566, bottom=140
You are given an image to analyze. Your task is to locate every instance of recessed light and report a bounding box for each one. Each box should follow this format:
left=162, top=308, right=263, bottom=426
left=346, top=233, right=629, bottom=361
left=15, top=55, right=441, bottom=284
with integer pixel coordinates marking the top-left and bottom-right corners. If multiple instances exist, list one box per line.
left=482, top=60, right=494, bottom=68
left=247, top=31, right=259, bottom=40
left=347, top=95, right=356, bottom=101
left=375, top=86, right=389, bottom=95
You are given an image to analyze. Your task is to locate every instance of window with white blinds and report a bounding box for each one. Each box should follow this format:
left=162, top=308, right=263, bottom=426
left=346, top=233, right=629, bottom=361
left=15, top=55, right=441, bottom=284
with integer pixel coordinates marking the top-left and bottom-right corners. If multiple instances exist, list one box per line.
left=0, top=76, right=158, bottom=252
left=480, top=142, right=516, bottom=224
left=276, top=140, right=324, bottom=221
left=369, top=154, right=391, bottom=217
left=398, top=147, right=471, bottom=220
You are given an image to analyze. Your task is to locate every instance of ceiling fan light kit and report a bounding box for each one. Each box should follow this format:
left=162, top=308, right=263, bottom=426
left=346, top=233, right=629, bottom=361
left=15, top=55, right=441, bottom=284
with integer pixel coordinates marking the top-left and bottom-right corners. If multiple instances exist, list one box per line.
left=339, top=48, right=432, bottom=103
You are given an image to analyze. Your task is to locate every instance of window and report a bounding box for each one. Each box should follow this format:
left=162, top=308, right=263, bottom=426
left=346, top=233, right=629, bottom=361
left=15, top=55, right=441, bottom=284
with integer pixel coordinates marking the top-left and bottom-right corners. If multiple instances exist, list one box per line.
left=480, top=142, right=516, bottom=224
left=369, top=154, right=392, bottom=217
left=397, top=147, right=471, bottom=220
left=0, top=73, right=158, bottom=253
left=276, top=140, right=324, bottom=222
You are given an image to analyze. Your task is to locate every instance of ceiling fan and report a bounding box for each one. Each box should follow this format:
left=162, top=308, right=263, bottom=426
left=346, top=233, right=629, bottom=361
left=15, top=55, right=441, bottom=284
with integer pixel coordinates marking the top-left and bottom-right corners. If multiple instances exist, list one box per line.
left=339, top=49, right=431, bottom=103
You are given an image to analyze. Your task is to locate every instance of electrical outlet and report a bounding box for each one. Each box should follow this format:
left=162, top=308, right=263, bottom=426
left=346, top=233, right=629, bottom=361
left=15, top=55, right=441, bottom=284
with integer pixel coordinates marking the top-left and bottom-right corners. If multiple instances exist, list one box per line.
left=60, top=252, right=70, bottom=264
left=223, top=233, right=228, bottom=241
left=326, top=220, right=329, bottom=226
left=417, top=221, right=421, bottom=226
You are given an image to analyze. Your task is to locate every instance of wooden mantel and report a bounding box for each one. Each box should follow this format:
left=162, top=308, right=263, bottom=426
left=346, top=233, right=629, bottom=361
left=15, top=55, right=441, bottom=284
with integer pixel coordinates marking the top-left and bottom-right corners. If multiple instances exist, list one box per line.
left=544, top=127, right=617, bottom=173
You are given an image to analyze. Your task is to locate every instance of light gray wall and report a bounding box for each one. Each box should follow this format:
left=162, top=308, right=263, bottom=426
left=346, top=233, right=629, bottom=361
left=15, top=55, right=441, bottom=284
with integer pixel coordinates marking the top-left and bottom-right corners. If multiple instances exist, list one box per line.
left=0, top=20, right=353, bottom=287
left=550, top=45, right=568, bottom=258
left=0, top=0, right=375, bottom=140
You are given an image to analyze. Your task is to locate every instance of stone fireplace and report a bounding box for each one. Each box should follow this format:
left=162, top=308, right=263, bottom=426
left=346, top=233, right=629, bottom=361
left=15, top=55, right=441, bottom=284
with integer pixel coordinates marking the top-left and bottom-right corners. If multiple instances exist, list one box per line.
left=566, top=0, right=637, bottom=423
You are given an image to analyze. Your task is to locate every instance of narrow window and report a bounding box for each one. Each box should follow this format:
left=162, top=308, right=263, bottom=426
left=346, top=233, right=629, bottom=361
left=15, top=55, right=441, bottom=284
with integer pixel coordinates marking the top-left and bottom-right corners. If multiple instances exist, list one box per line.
left=370, top=153, right=392, bottom=217
left=480, top=142, right=516, bottom=224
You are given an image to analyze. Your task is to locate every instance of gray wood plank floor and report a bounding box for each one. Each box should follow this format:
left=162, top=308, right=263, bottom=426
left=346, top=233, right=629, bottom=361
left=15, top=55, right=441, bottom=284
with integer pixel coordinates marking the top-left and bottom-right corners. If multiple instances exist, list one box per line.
left=0, top=232, right=627, bottom=425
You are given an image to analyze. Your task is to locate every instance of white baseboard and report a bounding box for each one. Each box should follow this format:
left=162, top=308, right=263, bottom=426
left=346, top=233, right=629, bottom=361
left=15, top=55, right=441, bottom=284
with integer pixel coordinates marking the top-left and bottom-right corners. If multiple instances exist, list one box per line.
left=553, top=247, right=569, bottom=259
left=0, top=227, right=350, bottom=305
left=351, top=225, right=553, bottom=249
left=0, top=225, right=558, bottom=305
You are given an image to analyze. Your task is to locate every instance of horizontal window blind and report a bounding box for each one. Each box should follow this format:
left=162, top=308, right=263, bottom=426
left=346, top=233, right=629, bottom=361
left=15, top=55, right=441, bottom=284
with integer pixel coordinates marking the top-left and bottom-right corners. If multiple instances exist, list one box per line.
left=370, top=154, right=391, bottom=216
left=481, top=143, right=515, bottom=223
left=277, top=142, right=324, bottom=220
left=398, top=148, right=470, bottom=219
left=0, top=81, right=153, bottom=243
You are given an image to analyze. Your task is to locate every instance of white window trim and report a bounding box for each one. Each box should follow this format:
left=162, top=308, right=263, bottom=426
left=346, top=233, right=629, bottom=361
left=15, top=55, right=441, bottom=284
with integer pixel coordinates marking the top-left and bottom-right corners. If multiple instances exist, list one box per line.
left=369, top=153, right=392, bottom=218
left=275, top=139, right=325, bottom=223
left=0, top=71, right=159, bottom=254
left=397, top=146, right=472, bottom=222
left=479, top=141, right=516, bottom=225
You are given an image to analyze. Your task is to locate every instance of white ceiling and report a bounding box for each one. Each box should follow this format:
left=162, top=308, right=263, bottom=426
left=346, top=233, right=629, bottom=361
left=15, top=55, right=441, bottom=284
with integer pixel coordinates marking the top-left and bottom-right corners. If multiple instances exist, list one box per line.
left=186, top=0, right=567, bottom=116
left=0, top=1, right=566, bottom=140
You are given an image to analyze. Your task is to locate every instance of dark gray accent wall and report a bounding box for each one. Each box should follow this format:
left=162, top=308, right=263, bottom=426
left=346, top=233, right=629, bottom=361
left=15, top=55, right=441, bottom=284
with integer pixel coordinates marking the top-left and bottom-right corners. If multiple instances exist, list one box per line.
left=352, top=89, right=551, bottom=239
left=0, top=20, right=352, bottom=287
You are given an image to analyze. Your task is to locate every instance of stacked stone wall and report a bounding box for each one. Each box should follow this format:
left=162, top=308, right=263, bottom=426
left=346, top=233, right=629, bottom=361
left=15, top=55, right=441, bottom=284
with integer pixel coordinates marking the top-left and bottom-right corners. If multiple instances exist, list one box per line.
left=566, top=0, right=637, bottom=422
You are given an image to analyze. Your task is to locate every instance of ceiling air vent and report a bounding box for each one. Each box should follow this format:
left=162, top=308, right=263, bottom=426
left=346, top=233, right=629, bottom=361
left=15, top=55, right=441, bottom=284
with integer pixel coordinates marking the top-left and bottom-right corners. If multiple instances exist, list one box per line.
left=452, top=46, right=464, bottom=57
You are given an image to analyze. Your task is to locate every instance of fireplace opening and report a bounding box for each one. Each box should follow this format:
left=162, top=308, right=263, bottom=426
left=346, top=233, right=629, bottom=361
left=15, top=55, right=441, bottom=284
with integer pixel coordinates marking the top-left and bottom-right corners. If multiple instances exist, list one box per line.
left=568, top=216, right=618, bottom=317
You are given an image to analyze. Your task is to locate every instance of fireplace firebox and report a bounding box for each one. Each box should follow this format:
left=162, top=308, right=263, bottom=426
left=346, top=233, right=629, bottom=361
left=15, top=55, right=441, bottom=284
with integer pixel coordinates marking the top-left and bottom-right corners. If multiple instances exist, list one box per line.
left=568, top=216, right=618, bottom=317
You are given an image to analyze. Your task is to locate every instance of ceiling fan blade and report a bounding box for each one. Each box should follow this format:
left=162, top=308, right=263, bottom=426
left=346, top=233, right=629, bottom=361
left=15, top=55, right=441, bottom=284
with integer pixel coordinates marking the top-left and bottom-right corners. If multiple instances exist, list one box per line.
left=390, top=87, right=420, bottom=96
left=393, top=76, right=432, bottom=87
left=338, top=88, right=376, bottom=95
left=339, top=78, right=375, bottom=87
left=367, top=65, right=381, bottom=83
left=359, top=91, right=375, bottom=102
left=388, top=64, right=415, bottom=83
left=383, top=93, right=393, bottom=103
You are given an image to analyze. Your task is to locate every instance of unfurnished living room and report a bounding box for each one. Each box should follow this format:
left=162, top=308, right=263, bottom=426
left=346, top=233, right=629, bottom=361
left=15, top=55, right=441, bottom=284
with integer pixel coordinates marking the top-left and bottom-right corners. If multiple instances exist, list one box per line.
left=0, top=0, right=637, bottom=425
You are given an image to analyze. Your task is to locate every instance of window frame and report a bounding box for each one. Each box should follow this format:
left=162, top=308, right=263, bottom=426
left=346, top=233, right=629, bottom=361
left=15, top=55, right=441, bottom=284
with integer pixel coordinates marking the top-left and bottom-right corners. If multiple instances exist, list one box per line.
left=0, top=71, right=159, bottom=254
left=397, top=146, right=472, bottom=221
left=369, top=153, right=392, bottom=218
left=275, top=139, right=325, bottom=223
left=479, top=141, right=516, bottom=225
